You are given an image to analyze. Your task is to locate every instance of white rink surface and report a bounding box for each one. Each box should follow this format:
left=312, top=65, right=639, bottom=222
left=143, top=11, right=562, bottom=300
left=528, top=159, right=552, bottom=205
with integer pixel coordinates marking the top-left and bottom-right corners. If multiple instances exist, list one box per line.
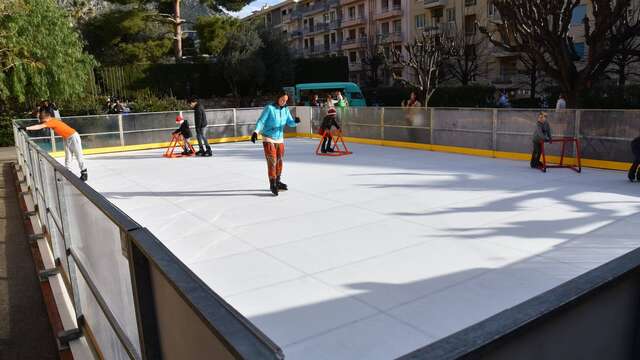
left=81, top=139, right=640, bottom=359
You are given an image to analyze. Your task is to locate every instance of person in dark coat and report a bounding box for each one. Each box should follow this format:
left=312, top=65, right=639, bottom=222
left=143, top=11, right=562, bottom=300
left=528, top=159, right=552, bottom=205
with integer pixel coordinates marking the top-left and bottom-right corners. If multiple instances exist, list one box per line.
left=173, top=114, right=193, bottom=155
left=629, top=136, right=640, bottom=182
left=531, top=112, right=552, bottom=169
left=319, top=96, right=340, bottom=153
left=189, top=96, right=212, bottom=157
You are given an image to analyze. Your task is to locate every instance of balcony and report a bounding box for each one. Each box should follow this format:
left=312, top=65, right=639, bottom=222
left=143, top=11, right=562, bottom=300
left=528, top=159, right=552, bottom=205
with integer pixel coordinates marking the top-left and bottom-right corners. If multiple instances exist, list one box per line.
left=328, top=20, right=342, bottom=30
left=290, top=30, right=303, bottom=39
left=340, top=0, right=363, bottom=5
left=302, top=2, right=328, bottom=15
left=378, top=32, right=403, bottom=43
left=375, top=5, right=402, bottom=20
left=492, top=72, right=518, bottom=85
left=341, top=16, right=366, bottom=28
left=303, top=23, right=329, bottom=34
left=424, top=0, right=446, bottom=9
left=349, top=62, right=363, bottom=71
left=304, top=45, right=330, bottom=57
left=341, top=36, right=368, bottom=49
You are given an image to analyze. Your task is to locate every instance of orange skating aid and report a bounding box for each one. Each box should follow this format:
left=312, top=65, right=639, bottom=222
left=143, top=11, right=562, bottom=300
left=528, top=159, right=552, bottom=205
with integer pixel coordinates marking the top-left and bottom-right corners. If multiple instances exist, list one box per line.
left=163, top=133, right=196, bottom=158
left=315, top=129, right=352, bottom=156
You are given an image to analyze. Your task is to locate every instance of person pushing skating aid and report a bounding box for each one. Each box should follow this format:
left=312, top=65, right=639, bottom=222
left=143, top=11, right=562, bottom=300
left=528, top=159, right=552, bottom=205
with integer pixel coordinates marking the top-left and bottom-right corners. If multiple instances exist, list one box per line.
left=628, top=136, right=640, bottom=182
left=530, top=112, right=552, bottom=169
left=319, top=95, right=340, bottom=153
left=173, top=114, right=193, bottom=155
left=19, top=108, right=88, bottom=181
left=251, top=91, right=301, bottom=196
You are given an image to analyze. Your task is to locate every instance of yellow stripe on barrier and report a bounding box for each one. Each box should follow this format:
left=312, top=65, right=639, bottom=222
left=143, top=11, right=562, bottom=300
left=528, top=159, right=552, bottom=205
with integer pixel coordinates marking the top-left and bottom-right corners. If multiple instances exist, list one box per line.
left=49, top=135, right=252, bottom=158
left=292, top=133, right=631, bottom=171
left=49, top=132, right=632, bottom=171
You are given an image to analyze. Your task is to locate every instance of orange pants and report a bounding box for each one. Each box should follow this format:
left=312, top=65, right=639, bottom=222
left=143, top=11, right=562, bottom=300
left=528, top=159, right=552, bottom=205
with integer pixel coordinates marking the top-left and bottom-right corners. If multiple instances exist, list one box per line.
left=263, top=142, right=284, bottom=180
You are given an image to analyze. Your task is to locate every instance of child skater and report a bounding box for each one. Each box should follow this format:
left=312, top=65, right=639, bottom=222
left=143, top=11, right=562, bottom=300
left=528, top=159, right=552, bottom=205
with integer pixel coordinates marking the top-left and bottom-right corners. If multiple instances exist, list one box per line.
left=20, top=108, right=88, bottom=181
left=251, top=91, right=301, bottom=196
left=629, top=136, right=640, bottom=182
left=173, top=114, right=193, bottom=155
left=530, top=112, right=552, bottom=169
left=319, top=95, right=341, bottom=153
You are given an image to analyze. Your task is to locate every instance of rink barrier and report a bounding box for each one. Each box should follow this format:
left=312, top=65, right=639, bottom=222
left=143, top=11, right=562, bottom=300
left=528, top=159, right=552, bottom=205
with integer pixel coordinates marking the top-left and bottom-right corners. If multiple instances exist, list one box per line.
left=14, top=106, right=635, bottom=171
left=297, top=132, right=631, bottom=171
left=12, top=125, right=284, bottom=359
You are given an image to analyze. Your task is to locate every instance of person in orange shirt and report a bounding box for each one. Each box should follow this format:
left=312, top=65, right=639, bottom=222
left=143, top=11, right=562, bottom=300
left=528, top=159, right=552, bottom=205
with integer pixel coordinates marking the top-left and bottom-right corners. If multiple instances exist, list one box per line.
left=20, top=108, right=88, bottom=181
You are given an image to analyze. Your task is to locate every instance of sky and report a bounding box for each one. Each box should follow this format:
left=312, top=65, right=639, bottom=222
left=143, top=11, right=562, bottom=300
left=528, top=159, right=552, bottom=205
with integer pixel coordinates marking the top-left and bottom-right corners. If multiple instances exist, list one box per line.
left=227, top=0, right=282, bottom=18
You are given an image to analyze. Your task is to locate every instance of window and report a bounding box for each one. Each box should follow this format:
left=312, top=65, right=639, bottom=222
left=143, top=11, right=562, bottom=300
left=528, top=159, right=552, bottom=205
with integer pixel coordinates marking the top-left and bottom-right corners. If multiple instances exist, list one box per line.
left=304, top=39, right=309, bottom=49
left=349, top=28, right=357, bottom=39
left=393, top=19, right=401, bottom=33
left=573, top=42, right=585, bottom=59
left=392, top=0, right=400, bottom=10
left=464, top=14, right=476, bottom=35
left=488, top=0, right=498, bottom=16
left=330, top=11, right=336, bottom=22
left=383, top=46, right=390, bottom=58
left=465, top=0, right=476, bottom=6
left=348, top=6, right=356, bottom=19
left=358, top=4, right=365, bottom=18
left=571, top=4, right=587, bottom=25
left=416, top=14, right=426, bottom=28
left=381, top=22, right=390, bottom=34
left=331, top=32, right=336, bottom=43
left=446, top=8, right=456, bottom=22
left=359, top=27, right=366, bottom=37
left=431, top=8, right=443, bottom=21
left=349, top=51, right=357, bottom=63
left=282, top=9, right=287, bottom=16
left=358, top=50, right=365, bottom=62
left=324, top=13, right=329, bottom=23
left=381, top=0, right=389, bottom=11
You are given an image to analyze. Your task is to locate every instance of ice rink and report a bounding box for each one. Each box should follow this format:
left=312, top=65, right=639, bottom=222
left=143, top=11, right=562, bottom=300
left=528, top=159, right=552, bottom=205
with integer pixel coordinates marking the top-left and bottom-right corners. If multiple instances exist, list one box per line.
left=81, top=138, right=640, bottom=359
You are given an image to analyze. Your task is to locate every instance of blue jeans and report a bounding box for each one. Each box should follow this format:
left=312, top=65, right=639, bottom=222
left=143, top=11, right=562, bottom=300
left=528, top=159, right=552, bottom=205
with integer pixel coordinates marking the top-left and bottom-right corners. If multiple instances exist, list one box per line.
left=196, top=127, right=211, bottom=152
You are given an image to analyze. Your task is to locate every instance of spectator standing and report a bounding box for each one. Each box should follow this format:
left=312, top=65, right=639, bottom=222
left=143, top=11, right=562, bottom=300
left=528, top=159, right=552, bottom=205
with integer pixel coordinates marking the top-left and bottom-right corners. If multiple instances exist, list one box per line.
left=555, top=94, right=567, bottom=111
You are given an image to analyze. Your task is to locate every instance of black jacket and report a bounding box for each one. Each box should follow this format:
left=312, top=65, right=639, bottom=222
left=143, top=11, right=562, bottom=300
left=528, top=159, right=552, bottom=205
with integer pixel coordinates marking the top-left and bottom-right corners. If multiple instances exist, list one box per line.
left=532, top=121, right=552, bottom=143
left=173, top=120, right=192, bottom=138
left=632, top=136, right=640, bottom=157
left=194, top=103, right=207, bottom=129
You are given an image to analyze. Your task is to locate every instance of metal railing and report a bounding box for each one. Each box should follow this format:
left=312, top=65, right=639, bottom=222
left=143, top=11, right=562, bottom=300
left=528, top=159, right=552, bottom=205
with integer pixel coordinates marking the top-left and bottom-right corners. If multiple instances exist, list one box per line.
left=12, top=110, right=287, bottom=359
left=308, top=107, right=640, bottom=162
left=11, top=105, right=640, bottom=358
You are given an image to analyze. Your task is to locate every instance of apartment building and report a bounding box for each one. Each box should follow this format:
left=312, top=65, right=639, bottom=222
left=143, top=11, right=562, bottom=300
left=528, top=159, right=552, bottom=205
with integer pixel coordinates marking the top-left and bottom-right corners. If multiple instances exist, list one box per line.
left=248, top=0, right=634, bottom=96
left=246, top=0, right=410, bottom=84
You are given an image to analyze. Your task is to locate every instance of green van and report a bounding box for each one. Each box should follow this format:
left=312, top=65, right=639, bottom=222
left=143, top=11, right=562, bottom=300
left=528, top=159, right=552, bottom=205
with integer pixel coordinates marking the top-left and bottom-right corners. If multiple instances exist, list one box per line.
left=284, top=82, right=367, bottom=107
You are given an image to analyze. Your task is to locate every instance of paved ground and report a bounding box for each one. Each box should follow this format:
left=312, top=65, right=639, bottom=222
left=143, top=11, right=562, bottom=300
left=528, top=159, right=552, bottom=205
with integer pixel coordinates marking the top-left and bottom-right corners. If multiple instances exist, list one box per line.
left=0, top=147, right=58, bottom=360
left=83, top=139, right=640, bottom=359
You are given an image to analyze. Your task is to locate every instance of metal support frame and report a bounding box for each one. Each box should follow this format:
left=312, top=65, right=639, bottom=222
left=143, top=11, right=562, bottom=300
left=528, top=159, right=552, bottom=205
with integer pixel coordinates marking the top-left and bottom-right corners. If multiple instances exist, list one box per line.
left=39, top=267, right=61, bottom=282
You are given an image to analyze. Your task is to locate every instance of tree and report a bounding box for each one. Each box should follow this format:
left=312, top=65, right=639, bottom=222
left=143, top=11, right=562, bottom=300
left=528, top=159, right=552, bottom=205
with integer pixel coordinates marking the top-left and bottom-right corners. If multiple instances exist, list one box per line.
left=82, top=8, right=173, bottom=65
left=0, top=0, right=95, bottom=109
left=361, top=36, right=385, bottom=88
left=108, top=0, right=254, bottom=62
left=484, top=0, right=640, bottom=107
left=605, top=8, right=640, bottom=90
left=195, top=15, right=240, bottom=56
left=219, top=23, right=264, bottom=99
left=388, top=28, right=458, bottom=106
left=442, top=29, right=489, bottom=86
left=256, top=25, right=294, bottom=92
